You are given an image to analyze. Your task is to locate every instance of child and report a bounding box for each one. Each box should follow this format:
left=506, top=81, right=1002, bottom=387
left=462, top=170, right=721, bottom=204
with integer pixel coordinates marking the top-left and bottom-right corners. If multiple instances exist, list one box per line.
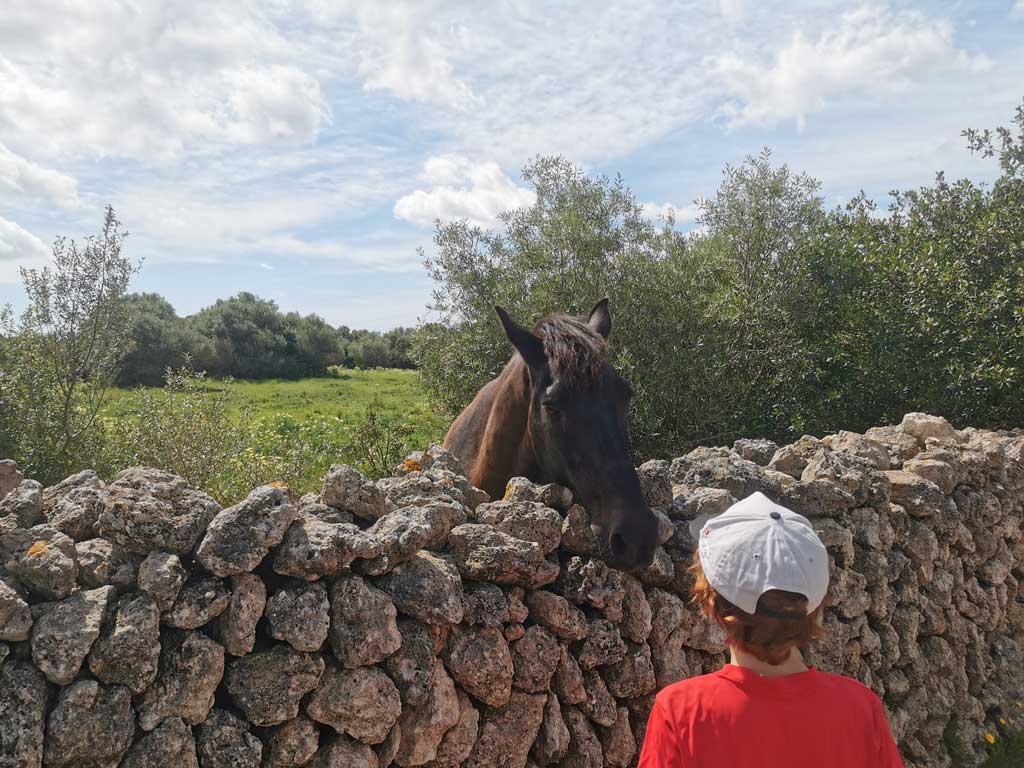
left=638, top=491, right=904, bottom=767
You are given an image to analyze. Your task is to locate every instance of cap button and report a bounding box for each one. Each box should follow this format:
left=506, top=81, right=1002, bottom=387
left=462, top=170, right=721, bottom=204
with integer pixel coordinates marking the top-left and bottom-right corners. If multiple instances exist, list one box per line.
left=769, top=511, right=782, bottom=520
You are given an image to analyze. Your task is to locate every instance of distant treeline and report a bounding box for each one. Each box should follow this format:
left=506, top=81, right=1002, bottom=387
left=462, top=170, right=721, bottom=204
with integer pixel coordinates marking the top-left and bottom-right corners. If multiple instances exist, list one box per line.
left=119, top=292, right=415, bottom=385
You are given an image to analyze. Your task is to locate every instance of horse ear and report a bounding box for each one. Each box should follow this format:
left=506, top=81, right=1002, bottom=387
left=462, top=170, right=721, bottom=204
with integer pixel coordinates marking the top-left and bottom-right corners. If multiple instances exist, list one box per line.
left=588, top=297, right=611, bottom=339
left=495, top=306, right=546, bottom=369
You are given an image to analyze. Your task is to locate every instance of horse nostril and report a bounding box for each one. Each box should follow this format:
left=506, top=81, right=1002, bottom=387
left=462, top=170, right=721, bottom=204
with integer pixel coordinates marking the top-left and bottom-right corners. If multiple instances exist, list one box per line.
left=608, top=532, right=628, bottom=559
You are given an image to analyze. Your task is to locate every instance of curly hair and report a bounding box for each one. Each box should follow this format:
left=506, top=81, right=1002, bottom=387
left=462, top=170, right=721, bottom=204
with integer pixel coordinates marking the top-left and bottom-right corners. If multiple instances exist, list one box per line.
left=689, top=550, right=825, bottom=666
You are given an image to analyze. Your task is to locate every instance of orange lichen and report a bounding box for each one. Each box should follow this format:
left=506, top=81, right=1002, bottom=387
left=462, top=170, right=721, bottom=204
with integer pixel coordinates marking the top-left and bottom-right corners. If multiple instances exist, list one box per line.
left=403, top=459, right=423, bottom=472
left=27, top=540, right=50, bottom=558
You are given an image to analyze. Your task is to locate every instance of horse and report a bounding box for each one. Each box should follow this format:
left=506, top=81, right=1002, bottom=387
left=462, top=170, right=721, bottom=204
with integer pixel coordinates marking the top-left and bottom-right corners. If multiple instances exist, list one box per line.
left=444, top=298, right=659, bottom=568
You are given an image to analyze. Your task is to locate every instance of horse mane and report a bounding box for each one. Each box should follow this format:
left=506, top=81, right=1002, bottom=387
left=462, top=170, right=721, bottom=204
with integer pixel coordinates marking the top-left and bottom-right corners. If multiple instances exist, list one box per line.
left=532, top=313, right=608, bottom=386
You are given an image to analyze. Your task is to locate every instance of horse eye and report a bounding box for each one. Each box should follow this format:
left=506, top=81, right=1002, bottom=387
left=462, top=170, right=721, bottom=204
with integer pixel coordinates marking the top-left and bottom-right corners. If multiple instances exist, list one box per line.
left=542, top=399, right=560, bottom=414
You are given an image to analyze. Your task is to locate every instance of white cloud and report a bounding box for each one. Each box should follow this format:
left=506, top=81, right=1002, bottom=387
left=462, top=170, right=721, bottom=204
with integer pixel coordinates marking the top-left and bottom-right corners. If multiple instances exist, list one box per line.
left=0, top=216, right=48, bottom=264
left=394, top=155, right=536, bottom=229
left=641, top=201, right=700, bottom=225
left=0, top=143, right=78, bottom=207
left=712, top=6, right=991, bottom=129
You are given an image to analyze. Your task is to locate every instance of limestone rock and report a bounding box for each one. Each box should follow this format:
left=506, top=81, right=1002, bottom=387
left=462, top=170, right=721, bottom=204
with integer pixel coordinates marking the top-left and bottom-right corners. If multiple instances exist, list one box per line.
left=196, top=485, right=298, bottom=577
left=322, top=464, right=388, bottom=520
left=393, top=659, right=460, bottom=766
left=306, top=665, right=402, bottom=745
left=671, top=446, right=783, bottom=498
left=376, top=551, right=465, bottom=625
left=31, top=585, right=113, bottom=684
left=598, top=707, right=637, bottom=768
left=474, top=500, right=563, bottom=555
left=885, top=470, right=945, bottom=517
left=43, top=680, right=134, bottom=768
left=0, top=576, right=32, bottom=641
left=264, top=715, right=319, bottom=768
left=273, top=516, right=381, bottom=580
left=121, top=717, right=199, bottom=768
left=1, top=524, right=78, bottom=600
left=562, top=707, right=604, bottom=768
left=383, top=618, right=441, bottom=707
left=732, top=438, right=779, bottom=466
left=308, top=736, right=378, bottom=768
left=0, top=459, right=23, bottom=500
left=579, top=668, right=617, bottom=727
left=576, top=618, right=627, bottom=669
left=424, top=689, right=478, bottom=768
left=559, top=504, right=601, bottom=556
left=88, top=591, right=161, bottom=693
left=137, top=629, right=225, bottom=730
left=328, top=574, right=401, bottom=667
left=43, top=471, right=104, bottom=541
left=74, top=538, right=141, bottom=591
left=464, top=690, right=546, bottom=768
left=225, top=645, right=324, bottom=727
left=0, top=660, right=47, bottom=768
left=900, top=412, right=958, bottom=443
left=531, top=692, right=570, bottom=765
left=0, top=479, right=43, bottom=528
left=461, top=581, right=510, bottom=626
left=443, top=624, right=513, bottom=707
left=620, top=574, right=653, bottom=643
left=218, top=572, right=266, bottom=656
left=601, top=641, right=657, bottom=699
left=669, top=486, right=735, bottom=521
left=196, top=708, right=263, bottom=768
left=137, top=550, right=186, bottom=611
left=163, top=574, right=230, bottom=629
left=448, top=524, right=559, bottom=588
left=526, top=589, right=588, bottom=641
left=97, top=467, right=220, bottom=555
left=358, top=502, right=465, bottom=575
left=265, top=580, right=330, bottom=652
left=829, top=431, right=891, bottom=470
left=502, top=476, right=573, bottom=510
left=903, top=458, right=957, bottom=495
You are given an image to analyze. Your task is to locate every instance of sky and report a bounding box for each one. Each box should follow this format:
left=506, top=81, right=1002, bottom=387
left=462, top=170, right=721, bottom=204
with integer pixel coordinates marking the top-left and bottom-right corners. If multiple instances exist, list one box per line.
left=1, top=1, right=1023, bottom=330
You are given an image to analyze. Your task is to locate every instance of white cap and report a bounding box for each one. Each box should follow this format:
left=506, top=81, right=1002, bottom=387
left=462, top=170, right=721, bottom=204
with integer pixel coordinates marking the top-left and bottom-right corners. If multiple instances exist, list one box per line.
left=697, top=491, right=829, bottom=615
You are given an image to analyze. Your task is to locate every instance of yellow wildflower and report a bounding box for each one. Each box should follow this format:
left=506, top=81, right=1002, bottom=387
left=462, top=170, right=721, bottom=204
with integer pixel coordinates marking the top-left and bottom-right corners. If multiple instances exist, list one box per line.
left=985, top=733, right=996, bottom=745
left=999, top=718, right=1007, bottom=725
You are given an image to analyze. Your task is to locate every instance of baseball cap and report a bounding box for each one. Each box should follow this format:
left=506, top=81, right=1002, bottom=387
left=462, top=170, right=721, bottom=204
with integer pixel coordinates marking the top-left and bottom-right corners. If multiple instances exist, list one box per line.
left=697, top=491, right=829, bottom=615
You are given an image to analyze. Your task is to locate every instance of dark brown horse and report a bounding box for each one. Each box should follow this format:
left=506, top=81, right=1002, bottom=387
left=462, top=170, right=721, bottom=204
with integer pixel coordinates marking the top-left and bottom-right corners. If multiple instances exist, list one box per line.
left=444, top=299, right=658, bottom=568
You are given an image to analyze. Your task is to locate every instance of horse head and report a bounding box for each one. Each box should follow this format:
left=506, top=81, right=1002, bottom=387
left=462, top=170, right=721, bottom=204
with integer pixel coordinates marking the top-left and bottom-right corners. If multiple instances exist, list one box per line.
left=495, top=299, right=658, bottom=568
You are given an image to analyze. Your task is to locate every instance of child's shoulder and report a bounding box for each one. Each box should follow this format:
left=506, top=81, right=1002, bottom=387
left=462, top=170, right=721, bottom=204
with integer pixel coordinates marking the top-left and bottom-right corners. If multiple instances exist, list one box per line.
left=654, top=670, right=732, bottom=706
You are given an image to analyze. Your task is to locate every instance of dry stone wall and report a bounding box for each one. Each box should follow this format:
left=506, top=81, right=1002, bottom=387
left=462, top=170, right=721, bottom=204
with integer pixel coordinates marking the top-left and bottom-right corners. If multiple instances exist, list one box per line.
left=1, top=412, right=1022, bottom=768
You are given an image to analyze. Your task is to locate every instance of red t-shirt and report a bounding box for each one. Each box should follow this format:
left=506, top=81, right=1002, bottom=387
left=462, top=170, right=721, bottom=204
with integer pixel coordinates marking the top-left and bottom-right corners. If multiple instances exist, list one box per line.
left=638, top=665, right=904, bottom=768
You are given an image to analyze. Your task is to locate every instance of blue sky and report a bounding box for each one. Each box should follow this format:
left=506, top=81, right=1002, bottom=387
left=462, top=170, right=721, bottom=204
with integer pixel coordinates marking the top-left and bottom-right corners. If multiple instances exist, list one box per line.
left=1, top=0, right=1023, bottom=330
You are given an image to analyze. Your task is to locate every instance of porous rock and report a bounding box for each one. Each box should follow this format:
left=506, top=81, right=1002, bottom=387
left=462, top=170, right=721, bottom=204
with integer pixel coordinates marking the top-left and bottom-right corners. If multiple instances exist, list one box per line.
left=598, top=707, right=637, bottom=768
left=322, top=464, right=388, bottom=520
left=425, top=689, right=479, bottom=768
left=464, top=690, right=546, bottom=768
left=358, top=502, right=465, bottom=576
left=137, top=550, right=186, bottom=611
left=306, top=665, right=402, bottom=745
left=0, top=576, right=32, bottom=641
left=448, top=524, right=560, bottom=588
left=376, top=550, right=465, bottom=625
left=383, top=618, right=441, bottom=707
left=732, top=437, right=779, bottom=466
left=526, top=589, right=589, bottom=641
left=97, top=467, right=220, bottom=555
left=87, top=591, right=161, bottom=693
left=121, top=717, right=199, bottom=768
left=308, top=735, right=378, bottom=768
left=137, top=629, right=225, bottom=730
left=225, top=644, right=324, bottom=727
left=31, top=585, right=114, bottom=684
left=328, top=574, right=401, bottom=667
left=195, top=485, right=298, bottom=577
left=443, top=624, right=514, bottom=707
left=0, top=459, right=23, bottom=500
left=264, top=714, right=319, bottom=768
left=461, top=581, right=510, bottom=626
left=74, top=538, right=141, bottom=591
left=393, top=658, right=460, bottom=766
left=43, top=680, right=135, bottom=768
left=1, top=524, right=78, bottom=600
left=196, top=708, right=263, bottom=768
left=502, top=476, right=573, bottom=510
left=562, top=707, right=604, bottom=768
left=511, top=624, right=561, bottom=693
left=0, top=479, right=43, bottom=528
left=273, top=515, right=381, bottom=580
left=162, top=573, right=230, bottom=629
left=265, top=580, right=330, bottom=652
left=218, top=572, right=266, bottom=656
left=42, top=470, right=104, bottom=541
left=0, top=660, right=47, bottom=768
left=531, top=692, right=570, bottom=764
left=474, top=499, right=564, bottom=555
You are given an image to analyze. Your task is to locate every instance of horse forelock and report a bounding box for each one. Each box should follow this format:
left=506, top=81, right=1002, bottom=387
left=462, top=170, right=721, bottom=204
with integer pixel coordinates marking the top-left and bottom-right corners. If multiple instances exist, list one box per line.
left=533, top=314, right=608, bottom=387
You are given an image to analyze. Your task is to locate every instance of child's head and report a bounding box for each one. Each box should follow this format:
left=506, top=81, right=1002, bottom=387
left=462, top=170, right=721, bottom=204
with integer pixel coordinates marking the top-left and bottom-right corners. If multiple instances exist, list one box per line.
left=690, top=491, right=829, bottom=666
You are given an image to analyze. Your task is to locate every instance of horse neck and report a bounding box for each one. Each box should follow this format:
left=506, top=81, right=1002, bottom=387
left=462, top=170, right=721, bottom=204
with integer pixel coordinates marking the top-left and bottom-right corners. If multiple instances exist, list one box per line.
left=476, top=357, right=539, bottom=495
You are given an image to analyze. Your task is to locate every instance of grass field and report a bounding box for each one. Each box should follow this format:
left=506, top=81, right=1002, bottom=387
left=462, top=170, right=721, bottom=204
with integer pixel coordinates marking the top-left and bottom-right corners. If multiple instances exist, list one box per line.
left=104, top=369, right=451, bottom=501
